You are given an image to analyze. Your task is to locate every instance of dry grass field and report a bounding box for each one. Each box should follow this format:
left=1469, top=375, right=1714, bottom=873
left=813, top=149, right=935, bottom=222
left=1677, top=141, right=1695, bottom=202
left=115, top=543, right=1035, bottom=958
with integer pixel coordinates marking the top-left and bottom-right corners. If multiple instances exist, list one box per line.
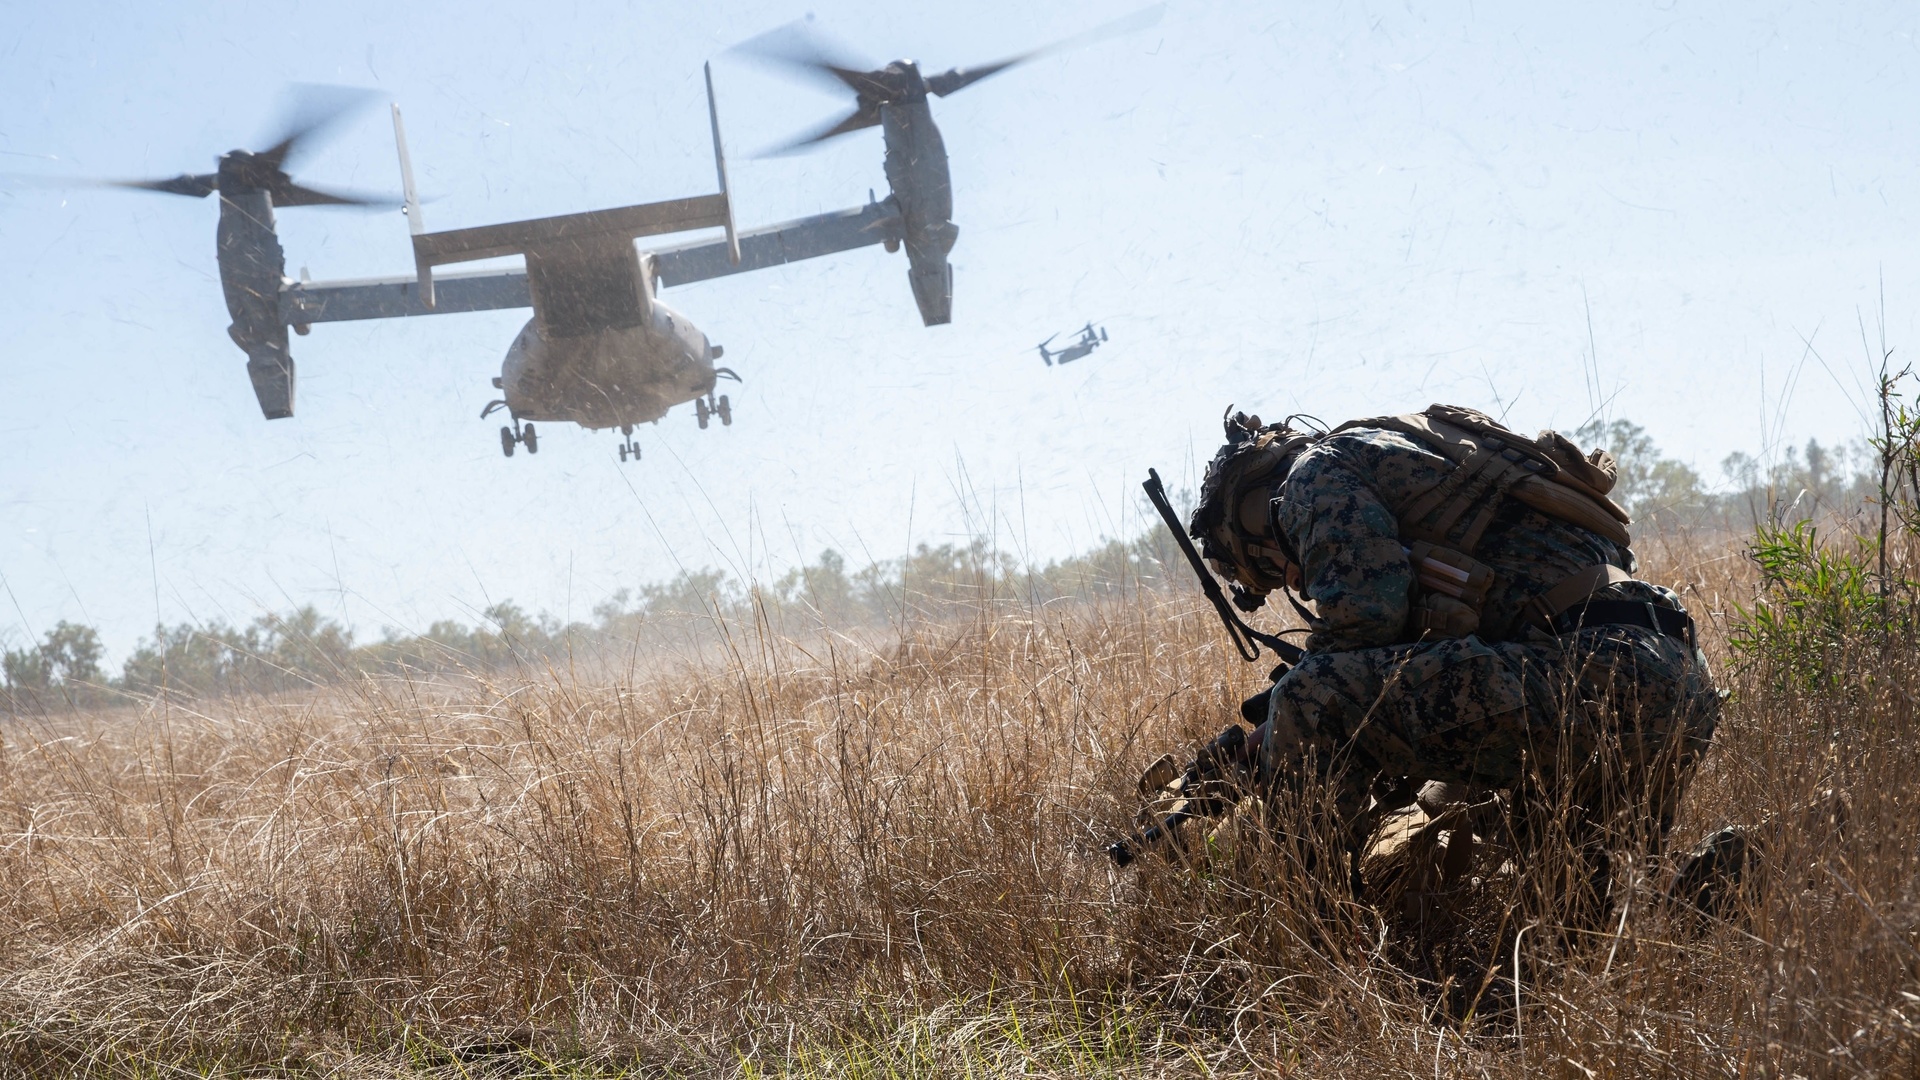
left=2, top=534, right=1917, bottom=1077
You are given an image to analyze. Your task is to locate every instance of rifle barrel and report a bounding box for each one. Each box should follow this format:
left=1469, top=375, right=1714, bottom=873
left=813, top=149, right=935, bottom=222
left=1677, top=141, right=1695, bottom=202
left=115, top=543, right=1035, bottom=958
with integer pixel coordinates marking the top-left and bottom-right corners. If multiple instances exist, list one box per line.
left=1142, top=469, right=1303, bottom=665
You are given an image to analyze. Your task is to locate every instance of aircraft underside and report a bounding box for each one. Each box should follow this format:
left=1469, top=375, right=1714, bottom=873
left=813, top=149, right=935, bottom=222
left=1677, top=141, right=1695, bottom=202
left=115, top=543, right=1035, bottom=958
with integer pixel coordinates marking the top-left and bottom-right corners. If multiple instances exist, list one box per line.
left=502, top=320, right=717, bottom=428
left=485, top=303, right=735, bottom=459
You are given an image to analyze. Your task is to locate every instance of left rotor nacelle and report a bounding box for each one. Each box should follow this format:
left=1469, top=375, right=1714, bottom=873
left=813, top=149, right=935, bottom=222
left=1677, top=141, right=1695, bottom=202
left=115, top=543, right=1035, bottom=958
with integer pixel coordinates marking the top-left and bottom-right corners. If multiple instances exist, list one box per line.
left=216, top=184, right=297, bottom=418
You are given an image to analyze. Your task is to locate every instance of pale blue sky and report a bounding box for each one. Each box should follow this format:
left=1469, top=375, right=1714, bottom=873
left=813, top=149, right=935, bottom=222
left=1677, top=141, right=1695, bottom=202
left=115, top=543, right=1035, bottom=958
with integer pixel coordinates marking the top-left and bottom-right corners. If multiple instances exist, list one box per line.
left=2, top=0, right=1916, bottom=659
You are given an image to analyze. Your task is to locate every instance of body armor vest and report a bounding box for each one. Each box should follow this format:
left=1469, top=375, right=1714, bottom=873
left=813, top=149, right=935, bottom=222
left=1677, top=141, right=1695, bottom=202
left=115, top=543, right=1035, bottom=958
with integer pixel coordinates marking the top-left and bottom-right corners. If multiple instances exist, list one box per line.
left=1323, top=404, right=1635, bottom=640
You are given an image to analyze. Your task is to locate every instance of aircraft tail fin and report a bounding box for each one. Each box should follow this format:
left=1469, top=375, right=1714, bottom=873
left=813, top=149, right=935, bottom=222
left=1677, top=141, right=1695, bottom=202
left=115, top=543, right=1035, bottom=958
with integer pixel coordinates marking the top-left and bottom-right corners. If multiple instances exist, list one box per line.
left=705, top=63, right=741, bottom=266
left=391, top=103, right=435, bottom=304
left=391, top=105, right=424, bottom=237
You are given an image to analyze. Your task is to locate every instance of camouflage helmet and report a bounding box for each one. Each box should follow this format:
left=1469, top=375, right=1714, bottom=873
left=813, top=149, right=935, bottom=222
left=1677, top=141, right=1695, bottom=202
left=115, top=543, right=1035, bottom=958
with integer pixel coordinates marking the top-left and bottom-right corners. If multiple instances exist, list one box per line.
left=1189, top=407, right=1316, bottom=603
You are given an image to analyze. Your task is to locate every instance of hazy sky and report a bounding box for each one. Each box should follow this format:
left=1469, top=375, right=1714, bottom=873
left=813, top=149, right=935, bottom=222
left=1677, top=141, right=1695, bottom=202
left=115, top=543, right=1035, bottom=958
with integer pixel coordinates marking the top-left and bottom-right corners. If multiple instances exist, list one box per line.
left=2, top=0, right=1916, bottom=661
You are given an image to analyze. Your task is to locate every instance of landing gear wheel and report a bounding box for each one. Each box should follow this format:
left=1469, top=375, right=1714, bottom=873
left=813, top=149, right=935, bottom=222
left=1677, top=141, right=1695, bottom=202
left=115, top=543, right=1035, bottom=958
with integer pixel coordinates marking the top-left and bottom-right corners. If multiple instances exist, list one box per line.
left=695, top=397, right=711, bottom=430
left=716, top=394, right=731, bottom=427
left=500, top=426, right=516, bottom=458
left=618, top=443, right=629, bottom=462
left=522, top=423, right=538, bottom=454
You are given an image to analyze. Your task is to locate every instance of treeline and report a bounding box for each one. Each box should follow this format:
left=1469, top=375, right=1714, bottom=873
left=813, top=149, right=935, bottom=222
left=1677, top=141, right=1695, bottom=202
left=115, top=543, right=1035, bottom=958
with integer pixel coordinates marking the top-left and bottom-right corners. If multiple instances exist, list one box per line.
left=1, top=417, right=1887, bottom=709
left=1, top=530, right=1194, bottom=709
left=1574, top=418, right=1878, bottom=529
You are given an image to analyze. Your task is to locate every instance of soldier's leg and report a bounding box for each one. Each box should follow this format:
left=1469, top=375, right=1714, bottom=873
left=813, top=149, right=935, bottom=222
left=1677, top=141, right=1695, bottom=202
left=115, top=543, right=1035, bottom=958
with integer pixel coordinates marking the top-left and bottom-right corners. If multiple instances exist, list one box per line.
left=1266, top=637, right=1627, bottom=925
left=1267, top=637, right=1536, bottom=776
left=1484, top=627, right=1720, bottom=929
left=1258, top=649, right=1388, bottom=842
left=1524, top=626, right=1722, bottom=856
left=1264, top=630, right=1718, bottom=926
left=1261, top=637, right=1537, bottom=849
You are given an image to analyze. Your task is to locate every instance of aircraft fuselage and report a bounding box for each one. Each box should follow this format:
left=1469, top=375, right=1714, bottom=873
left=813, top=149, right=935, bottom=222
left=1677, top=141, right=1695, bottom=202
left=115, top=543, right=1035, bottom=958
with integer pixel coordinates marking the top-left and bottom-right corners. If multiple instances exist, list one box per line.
left=499, top=298, right=718, bottom=430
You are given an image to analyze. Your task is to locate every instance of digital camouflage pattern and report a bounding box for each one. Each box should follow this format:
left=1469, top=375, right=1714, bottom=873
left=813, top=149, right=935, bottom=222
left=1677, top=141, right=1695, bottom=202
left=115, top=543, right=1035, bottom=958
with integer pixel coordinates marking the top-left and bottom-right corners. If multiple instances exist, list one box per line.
left=1263, top=626, right=1720, bottom=833
left=1259, top=424, right=1721, bottom=836
left=1274, top=428, right=1634, bottom=653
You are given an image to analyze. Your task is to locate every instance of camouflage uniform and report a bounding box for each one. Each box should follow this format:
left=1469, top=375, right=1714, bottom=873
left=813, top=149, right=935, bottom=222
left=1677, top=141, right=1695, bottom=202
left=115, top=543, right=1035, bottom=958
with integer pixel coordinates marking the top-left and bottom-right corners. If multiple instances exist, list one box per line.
left=1259, top=427, right=1721, bottom=849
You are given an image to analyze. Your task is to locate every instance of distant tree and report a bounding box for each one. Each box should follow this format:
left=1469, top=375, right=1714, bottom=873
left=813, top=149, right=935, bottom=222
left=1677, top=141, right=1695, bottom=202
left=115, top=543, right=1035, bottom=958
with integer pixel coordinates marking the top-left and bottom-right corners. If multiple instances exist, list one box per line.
left=2, top=642, right=51, bottom=691
left=480, top=601, right=570, bottom=663
left=1573, top=418, right=1710, bottom=522
left=46, top=622, right=104, bottom=683
left=3, top=621, right=107, bottom=708
left=898, top=540, right=1016, bottom=608
left=3, top=621, right=104, bottom=692
left=773, top=550, right=855, bottom=623
left=1722, top=438, right=1876, bottom=529
left=637, top=571, right=736, bottom=619
left=121, top=621, right=244, bottom=696
left=121, top=607, right=355, bottom=698
left=250, top=606, right=355, bottom=686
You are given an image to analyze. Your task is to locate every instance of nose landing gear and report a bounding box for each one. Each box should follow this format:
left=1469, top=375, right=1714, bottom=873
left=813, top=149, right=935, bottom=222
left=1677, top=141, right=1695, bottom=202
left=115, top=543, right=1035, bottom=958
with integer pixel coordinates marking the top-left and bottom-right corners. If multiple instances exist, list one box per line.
left=695, top=393, right=732, bottom=430
left=483, top=399, right=537, bottom=457
left=484, top=400, right=538, bottom=458
left=616, top=424, right=642, bottom=463
left=498, top=420, right=538, bottom=457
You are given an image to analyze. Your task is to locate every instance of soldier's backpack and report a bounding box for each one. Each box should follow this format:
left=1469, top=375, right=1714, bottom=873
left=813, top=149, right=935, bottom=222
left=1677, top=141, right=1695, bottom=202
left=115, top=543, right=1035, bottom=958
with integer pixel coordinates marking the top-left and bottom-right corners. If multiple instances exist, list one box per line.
left=1327, top=404, right=1636, bottom=639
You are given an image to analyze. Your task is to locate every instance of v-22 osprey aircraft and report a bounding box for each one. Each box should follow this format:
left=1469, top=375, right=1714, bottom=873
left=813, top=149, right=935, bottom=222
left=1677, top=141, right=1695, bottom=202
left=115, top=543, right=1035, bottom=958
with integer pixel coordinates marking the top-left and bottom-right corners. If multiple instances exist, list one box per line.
left=1036, top=322, right=1108, bottom=366
left=232, top=66, right=945, bottom=462
left=86, top=8, right=1159, bottom=461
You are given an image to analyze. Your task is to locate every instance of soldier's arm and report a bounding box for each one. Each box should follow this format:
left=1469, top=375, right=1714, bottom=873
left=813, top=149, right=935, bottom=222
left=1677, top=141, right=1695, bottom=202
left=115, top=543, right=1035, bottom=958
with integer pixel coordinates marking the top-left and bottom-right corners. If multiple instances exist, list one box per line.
left=1273, top=446, right=1413, bottom=652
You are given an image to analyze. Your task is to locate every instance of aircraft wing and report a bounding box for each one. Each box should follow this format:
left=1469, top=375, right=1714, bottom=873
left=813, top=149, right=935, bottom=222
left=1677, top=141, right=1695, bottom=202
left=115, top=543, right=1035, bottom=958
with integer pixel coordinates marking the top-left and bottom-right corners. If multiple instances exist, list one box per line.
left=651, top=198, right=901, bottom=289
left=281, top=266, right=530, bottom=326
left=413, top=196, right=734, bottom=337
left=278, top=198, right=905, bottom=327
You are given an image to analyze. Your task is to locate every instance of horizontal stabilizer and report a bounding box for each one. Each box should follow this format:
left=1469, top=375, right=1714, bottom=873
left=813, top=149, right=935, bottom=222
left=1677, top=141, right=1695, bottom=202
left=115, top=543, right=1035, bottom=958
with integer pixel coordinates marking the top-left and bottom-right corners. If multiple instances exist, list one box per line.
left=411, top=190, right=733, bottom=308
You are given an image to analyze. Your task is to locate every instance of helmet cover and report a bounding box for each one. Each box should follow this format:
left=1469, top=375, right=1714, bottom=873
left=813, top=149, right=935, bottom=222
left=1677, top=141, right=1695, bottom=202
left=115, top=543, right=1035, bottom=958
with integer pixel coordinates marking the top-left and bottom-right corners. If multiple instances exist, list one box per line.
left=1188, top=407, right=1314, bottom=601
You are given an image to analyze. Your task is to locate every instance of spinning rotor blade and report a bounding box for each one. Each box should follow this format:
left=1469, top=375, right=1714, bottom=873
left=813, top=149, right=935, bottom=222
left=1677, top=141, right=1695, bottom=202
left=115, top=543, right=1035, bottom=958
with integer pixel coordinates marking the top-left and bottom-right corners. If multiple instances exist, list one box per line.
left=925, top=57, right=1027, bottom=98
left=3, top=171, right=220, bottom=198
left=740, top=5, right=1161, bottom=152
left=764, top=102, right=883, bottom=155
left=271, top=180, right=398, bottom=208
left=7, top=84, right=393, bottom=209
left=732, top=20, right=892, bottom=99
left=927, top=4, right=1165, bottom=97
left=108, top=173, right=221, bottom=198
left=258, top=84, right=383, bottom=173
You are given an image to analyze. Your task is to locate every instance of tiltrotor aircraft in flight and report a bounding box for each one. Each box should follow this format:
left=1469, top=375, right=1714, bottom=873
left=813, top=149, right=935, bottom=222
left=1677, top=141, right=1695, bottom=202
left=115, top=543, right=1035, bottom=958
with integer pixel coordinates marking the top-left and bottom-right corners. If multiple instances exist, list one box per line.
left=1036, top=322, right=1108, bottom=366
left=67, top=9, right=1158, bottom=461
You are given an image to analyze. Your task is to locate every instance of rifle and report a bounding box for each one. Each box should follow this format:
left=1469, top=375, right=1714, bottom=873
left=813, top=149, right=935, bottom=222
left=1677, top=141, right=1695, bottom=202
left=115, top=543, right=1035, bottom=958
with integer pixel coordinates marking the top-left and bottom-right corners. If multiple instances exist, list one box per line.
left=1142, top=468, right=1303, bottom=665
left=1106, top=720, right=1264, bottom=866
left=1109, top=471, right=1312, bottom=865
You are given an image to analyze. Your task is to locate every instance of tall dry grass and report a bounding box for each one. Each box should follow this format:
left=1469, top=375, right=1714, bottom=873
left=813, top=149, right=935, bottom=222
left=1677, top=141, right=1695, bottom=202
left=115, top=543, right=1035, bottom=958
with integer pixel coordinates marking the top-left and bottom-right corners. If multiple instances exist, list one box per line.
left=0, top=535, right=1916, bottom=1077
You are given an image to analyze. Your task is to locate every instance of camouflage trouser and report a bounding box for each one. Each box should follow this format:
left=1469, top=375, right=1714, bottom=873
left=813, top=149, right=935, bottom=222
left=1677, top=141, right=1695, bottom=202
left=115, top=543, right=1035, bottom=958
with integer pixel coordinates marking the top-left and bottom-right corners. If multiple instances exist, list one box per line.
left=1264, top=625, right=1721, bottom=851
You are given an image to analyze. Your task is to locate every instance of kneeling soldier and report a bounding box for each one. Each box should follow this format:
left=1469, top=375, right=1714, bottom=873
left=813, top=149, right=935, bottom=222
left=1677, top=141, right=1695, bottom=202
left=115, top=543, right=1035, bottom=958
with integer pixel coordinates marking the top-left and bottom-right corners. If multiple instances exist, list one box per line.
left=1175, top=404, right=1721, bottom=911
